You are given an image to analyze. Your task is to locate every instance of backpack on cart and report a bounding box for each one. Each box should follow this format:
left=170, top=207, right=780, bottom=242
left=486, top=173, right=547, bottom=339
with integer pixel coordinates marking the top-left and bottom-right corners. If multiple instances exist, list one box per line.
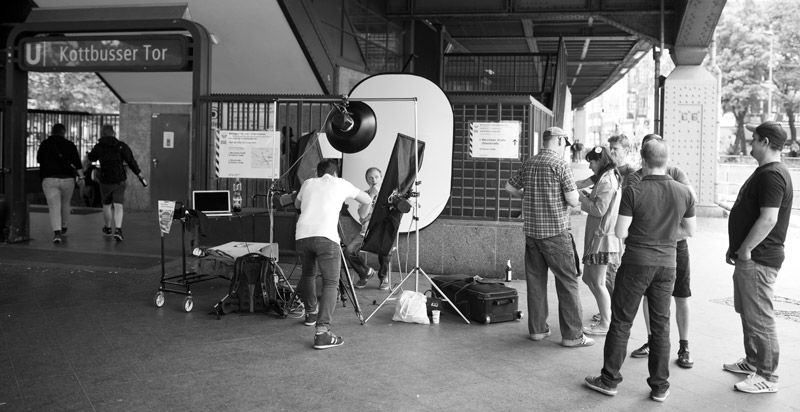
left=213, top=253, right=284, bottom=317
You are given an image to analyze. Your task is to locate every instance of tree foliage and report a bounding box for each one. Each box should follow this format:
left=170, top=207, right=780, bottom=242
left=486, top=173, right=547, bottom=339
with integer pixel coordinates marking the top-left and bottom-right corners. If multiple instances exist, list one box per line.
left=767, top=0, right=800, bottom=142
left=27, top=72, right=119, bottom=114
left=711, top=0, right=772, bottom=154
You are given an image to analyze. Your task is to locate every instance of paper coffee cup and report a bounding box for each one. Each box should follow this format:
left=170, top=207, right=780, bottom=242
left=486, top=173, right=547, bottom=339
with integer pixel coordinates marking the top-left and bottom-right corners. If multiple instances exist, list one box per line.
left=432, top=310, right=440, bottom=324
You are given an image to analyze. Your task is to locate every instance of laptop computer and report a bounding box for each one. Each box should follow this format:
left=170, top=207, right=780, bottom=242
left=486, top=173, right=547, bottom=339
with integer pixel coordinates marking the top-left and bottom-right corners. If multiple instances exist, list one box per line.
left=192, top=190, right=233, bottom=217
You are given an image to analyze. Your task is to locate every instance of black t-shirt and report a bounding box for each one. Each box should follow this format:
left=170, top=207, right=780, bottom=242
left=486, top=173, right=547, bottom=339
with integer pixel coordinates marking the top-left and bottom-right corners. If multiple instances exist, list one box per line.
left=728, top=162, right=794, bottom=269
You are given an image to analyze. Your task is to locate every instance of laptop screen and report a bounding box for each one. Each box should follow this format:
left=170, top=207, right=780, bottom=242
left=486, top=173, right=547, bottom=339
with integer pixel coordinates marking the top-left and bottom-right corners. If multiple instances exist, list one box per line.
left=192, top=190, right=232, bottom=215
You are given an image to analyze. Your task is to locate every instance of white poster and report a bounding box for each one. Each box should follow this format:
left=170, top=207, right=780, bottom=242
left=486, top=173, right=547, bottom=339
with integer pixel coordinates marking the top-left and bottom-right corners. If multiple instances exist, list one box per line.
left=469, top=121, right=521, bottom=159
left=215, top=129, right=279, bottom=178
left=158, top=200, right=176, bottom=235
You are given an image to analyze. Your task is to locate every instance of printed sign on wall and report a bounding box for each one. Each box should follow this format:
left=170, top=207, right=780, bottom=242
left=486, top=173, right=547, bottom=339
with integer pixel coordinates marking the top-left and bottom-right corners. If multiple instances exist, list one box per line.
left=469, top=121, right=521, bottom=159
left=215, top=129, right=279, bottom=179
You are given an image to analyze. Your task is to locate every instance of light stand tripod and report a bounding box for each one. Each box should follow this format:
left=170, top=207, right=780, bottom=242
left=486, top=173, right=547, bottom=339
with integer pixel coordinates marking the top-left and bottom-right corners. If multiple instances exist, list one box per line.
left=336, top=224, right=365, bottom=324
left=365, top=99, right=470, bottom=324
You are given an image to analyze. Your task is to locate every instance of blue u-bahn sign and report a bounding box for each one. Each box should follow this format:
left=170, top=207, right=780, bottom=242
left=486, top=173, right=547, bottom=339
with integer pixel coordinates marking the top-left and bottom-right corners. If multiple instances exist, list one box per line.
left=19, top=35, right=191, bottom=72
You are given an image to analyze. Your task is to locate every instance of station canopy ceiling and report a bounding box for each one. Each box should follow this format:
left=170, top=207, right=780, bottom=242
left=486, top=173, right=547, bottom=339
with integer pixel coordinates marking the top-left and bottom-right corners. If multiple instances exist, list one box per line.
left=20, top=0, right=724, bottom=109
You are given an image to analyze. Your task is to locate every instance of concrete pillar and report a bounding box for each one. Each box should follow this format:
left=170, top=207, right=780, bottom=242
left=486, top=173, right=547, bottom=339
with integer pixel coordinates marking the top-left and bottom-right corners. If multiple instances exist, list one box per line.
left=662, top=61, right=721, bottom=216
left=573, top=106, right=587, bottom=146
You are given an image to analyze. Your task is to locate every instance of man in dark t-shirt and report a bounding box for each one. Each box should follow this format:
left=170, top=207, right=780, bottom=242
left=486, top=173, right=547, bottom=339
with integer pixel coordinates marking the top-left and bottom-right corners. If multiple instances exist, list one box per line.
left=585, top=138, right=695, bottom=402
left=723, top=121, right=793, bottom=394
left=626, top=150, right=698, bottom=369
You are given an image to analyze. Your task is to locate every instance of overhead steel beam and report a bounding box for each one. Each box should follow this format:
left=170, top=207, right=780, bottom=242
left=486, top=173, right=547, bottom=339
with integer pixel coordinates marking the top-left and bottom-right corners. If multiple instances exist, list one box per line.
left=387, top=11, right=676, bottom=22
left=521, top=19, right=538, bottom=53
left=449, top=35, right=638, bottom=42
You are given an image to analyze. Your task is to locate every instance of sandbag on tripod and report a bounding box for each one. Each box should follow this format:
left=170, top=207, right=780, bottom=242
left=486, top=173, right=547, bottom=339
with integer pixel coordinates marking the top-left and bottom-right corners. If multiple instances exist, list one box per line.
left=214, top=253, right=285, bottom=317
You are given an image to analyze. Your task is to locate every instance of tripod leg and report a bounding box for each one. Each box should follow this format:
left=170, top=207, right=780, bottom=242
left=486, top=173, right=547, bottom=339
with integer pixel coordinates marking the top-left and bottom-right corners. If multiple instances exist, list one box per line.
left=338, top=247, right=364, bottom=324
left=364, top=267, right=417, bottom=323
left=272, top=260, right=302, bottom=316
left=417, top=268, right=470, bottom=324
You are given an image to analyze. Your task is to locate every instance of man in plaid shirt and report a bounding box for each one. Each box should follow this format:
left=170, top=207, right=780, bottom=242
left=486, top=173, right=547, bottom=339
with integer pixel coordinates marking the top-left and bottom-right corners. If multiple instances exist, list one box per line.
left=505, top=127, right=593, bottom=348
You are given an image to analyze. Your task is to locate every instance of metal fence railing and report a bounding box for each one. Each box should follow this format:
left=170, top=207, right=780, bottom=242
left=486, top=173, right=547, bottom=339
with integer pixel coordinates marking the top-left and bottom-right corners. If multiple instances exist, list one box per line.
left=716, top=159, right=800, bottom=210
left=26, top=110, right=119, bottom=168
left=206, top=96, right=334, bottom=209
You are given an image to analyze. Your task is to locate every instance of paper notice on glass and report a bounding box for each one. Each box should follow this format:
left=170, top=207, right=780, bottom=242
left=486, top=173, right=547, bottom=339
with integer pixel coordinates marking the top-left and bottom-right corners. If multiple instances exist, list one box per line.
left=158, top=200, right=176, bottom=235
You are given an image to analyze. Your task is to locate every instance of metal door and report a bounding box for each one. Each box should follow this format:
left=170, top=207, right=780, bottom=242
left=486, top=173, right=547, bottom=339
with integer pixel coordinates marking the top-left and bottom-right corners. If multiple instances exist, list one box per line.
left=150, top=113, right=190, bottom=210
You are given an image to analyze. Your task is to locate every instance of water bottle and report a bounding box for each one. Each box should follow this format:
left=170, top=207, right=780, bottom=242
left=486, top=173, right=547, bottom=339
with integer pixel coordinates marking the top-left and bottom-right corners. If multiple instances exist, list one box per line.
left=505, top=259, right=512, bottom=281
left=232, top=178, right=243, bottom=212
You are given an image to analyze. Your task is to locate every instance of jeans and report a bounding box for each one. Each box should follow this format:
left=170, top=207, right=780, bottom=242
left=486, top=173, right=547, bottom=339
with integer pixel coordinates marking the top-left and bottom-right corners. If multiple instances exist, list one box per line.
left=602, top=263, right=675, bottom=392
left=344, top=233, right=389, bottom=279
left=733, top=259, right=780, bottom=382
left=525, top=230, right=583, bottom=340
left=42, top=177, right=75, bottom=232
left=297, top=237, right=341, bottom=333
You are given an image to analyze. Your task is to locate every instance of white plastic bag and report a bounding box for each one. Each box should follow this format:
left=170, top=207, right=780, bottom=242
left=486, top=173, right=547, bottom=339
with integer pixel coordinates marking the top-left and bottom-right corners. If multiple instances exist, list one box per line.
left=392, top=290, right=430, bottom=324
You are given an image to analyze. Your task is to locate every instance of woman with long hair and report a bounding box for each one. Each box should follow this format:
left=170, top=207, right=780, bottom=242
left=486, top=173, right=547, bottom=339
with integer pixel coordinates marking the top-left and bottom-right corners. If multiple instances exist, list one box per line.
left=579, top=146, right=622, bottom=335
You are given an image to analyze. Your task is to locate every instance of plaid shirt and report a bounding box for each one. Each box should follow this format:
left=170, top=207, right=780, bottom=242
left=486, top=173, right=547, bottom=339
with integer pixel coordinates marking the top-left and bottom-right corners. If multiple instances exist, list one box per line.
left=507, top=148, right=576, bottom=239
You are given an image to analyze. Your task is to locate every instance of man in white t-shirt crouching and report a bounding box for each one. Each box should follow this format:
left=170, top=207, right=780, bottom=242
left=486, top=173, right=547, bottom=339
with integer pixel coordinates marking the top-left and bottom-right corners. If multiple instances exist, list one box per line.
left=295, top=160, right=372, bottom=349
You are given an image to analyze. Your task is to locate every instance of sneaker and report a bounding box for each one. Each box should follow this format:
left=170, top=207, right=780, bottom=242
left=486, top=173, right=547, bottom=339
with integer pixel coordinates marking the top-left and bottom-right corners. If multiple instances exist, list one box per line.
left=592, top=312, right=602, bottom=322
left=651, top=389, right=670, bottom=402
left=60, top=227, right=68, bottom=235
left=303, top=311, right=318, bottom=326
left=102, top=226, right=112, bottom=235
left=677, top=349, right=694, bottom=368
left=529, top=329, right=551, bottom=341
left=723, top=358, right=757, bottom=375
left=378, top=277, right=389, bottom=291
left=313, top=331, right=344, bottom=349
left=631, top=342, right=650, bottom=358
left=113, top=228, right=124, bottom=241
left=53, top=235, right=62, bottom=244
left=584, top=376, right=617, bottom=396
left=734, top=373, right=778, bottom=394
left=355, top=268, right=375, bottom=289
left=582, top=324, right=609, bottom=336
left=562, top=335, right=595, bottom=348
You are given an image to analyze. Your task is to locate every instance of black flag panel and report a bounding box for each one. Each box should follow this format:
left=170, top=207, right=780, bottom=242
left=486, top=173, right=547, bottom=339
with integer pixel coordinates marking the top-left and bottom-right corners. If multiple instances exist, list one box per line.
left=362, top=134, right=425, bottom=255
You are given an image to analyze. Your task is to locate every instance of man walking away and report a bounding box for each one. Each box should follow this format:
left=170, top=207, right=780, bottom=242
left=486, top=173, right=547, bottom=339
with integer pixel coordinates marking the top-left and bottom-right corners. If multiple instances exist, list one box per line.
left=724, top=121, right=793, bottom=394
left=505, top=126, right=593, bottom=348
left=88, top=125, right=145, bottom=242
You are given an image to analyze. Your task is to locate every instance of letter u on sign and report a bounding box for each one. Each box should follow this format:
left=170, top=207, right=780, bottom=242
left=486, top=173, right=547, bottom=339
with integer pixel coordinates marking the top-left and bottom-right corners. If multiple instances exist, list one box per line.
left=25, top=43, right=43, bottom=67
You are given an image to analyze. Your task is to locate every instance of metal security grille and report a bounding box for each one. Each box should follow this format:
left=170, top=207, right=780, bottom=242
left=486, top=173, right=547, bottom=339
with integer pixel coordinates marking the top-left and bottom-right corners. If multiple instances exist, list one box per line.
left=26, top=110, right=119, bottom=168
left=206, top=96, right=335, bottom=209
left=442, top=53, right=557, bottom=105
left=442, top=96, right=554, bottom=221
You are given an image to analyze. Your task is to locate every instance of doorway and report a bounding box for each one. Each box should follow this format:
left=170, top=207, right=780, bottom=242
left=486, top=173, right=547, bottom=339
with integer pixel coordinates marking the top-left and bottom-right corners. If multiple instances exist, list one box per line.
left=150, top=113, right=191, bottom=210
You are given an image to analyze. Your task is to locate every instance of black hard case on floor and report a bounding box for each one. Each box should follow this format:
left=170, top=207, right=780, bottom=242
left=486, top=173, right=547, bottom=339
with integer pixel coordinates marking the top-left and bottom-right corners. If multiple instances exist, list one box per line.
left=431, top=275, right=522, bottom=324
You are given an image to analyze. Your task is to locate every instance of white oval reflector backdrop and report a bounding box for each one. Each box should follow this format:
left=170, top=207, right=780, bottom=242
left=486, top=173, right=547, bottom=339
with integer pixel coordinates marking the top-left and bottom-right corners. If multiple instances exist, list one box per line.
left=338, top=73, right=454, bottom=232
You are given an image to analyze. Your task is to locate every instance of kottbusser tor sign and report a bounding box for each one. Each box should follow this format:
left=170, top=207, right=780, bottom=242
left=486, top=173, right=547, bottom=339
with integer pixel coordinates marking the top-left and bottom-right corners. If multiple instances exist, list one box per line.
left=19, top=35, right=191, bottom=71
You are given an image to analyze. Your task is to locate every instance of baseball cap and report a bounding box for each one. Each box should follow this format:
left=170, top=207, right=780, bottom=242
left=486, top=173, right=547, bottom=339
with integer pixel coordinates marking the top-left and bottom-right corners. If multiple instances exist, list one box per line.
left=543, top=126, right=572, bottom=146
left=745, top=121, right=786, bottom=147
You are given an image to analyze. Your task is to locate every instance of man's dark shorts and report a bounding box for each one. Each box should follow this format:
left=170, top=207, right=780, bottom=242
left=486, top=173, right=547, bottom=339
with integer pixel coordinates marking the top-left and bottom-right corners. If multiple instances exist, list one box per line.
left=673, top=239, right=691, bottom=298
left=99, top=181, right=126, bottom=205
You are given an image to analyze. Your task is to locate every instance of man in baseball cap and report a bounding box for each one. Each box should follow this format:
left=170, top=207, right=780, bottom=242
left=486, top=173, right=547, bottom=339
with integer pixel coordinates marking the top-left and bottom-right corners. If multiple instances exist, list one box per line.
left=724, top=120, right=793, bottom=393
left=543, top=126, right=572, bottom=146
left=745, top=121, right=787, bottom=149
